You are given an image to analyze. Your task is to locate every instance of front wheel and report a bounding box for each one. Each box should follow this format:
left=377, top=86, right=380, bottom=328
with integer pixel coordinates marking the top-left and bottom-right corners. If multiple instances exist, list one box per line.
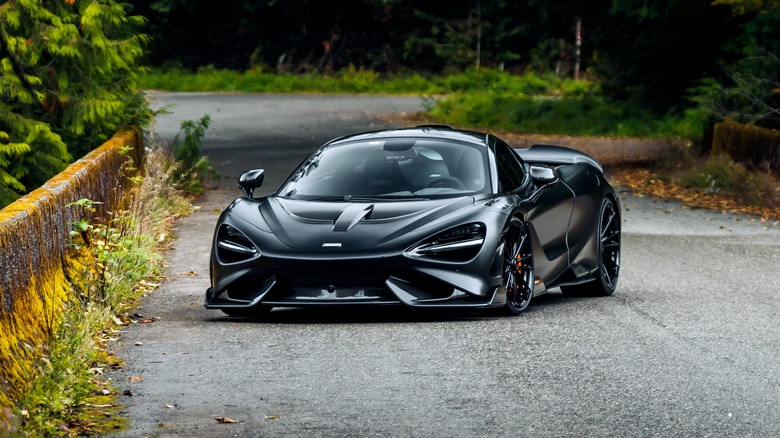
left=561, top=196, right=621, bottom=297
left=500, top=220, right=534, bottom=316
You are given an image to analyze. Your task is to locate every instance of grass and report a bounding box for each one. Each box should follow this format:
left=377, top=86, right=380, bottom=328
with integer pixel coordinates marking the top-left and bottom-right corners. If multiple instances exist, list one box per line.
left=141, top=65, right=598, bottom=96
left=10, top=147, right=191, bottom=436
left=142, top=65, right=440, bottom=94
left=427, top=93, right=694, bottom=138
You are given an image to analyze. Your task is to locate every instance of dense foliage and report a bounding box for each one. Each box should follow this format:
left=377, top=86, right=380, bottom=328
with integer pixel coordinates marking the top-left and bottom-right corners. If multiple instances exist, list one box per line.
left=130, top=1, right=774, bottom=112
left=0, top=0, right=149, bottom=208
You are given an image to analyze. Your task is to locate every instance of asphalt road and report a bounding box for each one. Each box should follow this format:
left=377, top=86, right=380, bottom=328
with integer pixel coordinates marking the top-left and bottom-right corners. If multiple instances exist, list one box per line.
left=110, top=93, right=780, bottom=437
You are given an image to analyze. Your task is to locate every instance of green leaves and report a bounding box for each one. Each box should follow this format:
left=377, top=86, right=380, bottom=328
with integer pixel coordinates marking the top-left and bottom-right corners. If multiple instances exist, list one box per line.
left=0, top=0, right=149, bottom=208
left=170, top=115, right=218, bottom=195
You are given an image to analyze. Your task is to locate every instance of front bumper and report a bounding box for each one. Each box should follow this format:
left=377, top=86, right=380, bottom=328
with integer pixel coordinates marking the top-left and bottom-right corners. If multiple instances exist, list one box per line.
left=205, top=252, right=505, bottom=311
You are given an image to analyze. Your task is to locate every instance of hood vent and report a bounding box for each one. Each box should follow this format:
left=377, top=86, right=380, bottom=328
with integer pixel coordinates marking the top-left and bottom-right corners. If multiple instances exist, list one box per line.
left=333, top=204, right=374, bottom=231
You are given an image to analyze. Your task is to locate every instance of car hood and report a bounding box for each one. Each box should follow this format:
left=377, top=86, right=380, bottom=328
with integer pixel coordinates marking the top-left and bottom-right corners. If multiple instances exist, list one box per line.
left=257, top=196, right=478, bottom=250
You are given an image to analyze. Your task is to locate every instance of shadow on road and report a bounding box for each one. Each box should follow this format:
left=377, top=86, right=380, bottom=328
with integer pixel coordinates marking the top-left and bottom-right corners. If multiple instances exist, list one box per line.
left=202, top=291, right=575, bottom=325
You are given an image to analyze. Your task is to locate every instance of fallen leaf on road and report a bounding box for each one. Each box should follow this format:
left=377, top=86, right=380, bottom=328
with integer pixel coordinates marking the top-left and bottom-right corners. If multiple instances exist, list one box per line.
left=264, top=415, right=280, bottom=420
left=215, top=416, right=240, bottom=423
left=165, top=404, right=177, bottom=409
left=177, top=271, right=199, bottom=277
left=129, top=376, right=143, bottom=383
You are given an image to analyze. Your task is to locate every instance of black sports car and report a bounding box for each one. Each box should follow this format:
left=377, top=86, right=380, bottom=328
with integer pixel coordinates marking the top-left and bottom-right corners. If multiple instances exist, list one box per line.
left=205, top=126, right=620, bottom=317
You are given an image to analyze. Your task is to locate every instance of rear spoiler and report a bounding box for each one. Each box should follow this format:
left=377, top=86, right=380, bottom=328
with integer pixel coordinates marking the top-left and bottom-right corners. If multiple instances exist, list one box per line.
left=515, top=144, right=603, bottom=173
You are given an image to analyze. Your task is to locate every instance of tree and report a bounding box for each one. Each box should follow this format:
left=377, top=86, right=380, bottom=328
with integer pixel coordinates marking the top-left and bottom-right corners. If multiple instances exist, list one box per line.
left=589, top=0, right=738, bottom=110
left=695, top=0, right=780, bottom=128
left=0, top=0, right=149, bottom=207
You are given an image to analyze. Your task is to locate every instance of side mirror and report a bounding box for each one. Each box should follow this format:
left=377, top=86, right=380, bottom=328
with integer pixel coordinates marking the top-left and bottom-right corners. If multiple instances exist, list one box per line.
left=238, top=169, right=265, bottom=198
left=529, top=165, right=558, bottom=185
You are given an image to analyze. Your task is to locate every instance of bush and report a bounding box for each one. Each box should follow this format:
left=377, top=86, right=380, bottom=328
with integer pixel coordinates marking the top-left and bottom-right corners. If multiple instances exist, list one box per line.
left=170, top=115, right=218, bottom=195
left=678, top=154, right=780, bottom=208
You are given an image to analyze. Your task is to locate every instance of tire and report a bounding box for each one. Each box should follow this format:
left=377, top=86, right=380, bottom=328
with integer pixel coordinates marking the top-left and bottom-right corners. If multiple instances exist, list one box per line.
left=221, top=306, right=272, bottom=318
left=561, top=196, right=621, bottom=297
left=500, top=219, right=534, bottom=316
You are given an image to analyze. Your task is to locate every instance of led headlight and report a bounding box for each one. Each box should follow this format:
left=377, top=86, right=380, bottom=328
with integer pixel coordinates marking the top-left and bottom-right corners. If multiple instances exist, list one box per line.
left=216, top=224, right=260, bottom=263
left=406, top=223, right=485, bottom=261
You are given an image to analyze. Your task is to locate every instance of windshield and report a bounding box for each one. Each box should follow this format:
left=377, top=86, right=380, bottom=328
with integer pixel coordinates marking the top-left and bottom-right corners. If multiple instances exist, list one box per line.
left=278, top=138, right=490, bottom=200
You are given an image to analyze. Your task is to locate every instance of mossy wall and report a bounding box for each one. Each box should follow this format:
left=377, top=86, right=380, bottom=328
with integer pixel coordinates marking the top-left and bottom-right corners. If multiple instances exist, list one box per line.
left=712, top=120, right=780, bottom=174
left=0, top=128, right=143, bottom=413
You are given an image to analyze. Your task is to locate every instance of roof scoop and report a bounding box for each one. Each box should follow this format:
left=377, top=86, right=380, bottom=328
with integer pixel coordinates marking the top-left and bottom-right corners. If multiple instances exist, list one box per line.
left=383, top=139, right=416, bottom=151
left=333, top=203, right=374, bottom=231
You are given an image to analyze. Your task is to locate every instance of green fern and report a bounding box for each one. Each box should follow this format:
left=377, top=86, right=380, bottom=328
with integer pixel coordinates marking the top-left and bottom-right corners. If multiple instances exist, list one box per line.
left=0, top=0, right=150, bottom=208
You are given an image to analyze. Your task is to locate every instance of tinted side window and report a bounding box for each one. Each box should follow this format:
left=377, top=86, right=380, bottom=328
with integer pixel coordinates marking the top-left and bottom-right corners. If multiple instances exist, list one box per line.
left=495, top=142, right=525, bottom=192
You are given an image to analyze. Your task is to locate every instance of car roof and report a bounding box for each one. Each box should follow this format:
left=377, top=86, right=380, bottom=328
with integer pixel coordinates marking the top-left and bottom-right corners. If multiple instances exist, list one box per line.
left=325, top=126, right=489, bottom=147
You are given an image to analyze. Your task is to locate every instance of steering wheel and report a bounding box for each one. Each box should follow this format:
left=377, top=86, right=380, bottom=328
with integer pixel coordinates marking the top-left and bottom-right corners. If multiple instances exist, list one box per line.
left=424, top=176, right=466, bottom=190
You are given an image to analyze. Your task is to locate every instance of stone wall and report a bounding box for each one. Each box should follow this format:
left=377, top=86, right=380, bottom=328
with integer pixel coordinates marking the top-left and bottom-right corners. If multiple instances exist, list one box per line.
left=0, top=128, right=143, bottom=412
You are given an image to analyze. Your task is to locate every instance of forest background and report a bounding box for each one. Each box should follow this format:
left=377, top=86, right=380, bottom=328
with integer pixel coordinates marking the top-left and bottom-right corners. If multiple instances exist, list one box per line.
left=1, top=0, right=779, bottom=208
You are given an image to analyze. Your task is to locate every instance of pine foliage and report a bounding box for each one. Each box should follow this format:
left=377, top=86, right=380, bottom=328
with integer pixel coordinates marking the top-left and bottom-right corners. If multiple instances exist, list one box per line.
left=0, top=0, right=149, bottom=208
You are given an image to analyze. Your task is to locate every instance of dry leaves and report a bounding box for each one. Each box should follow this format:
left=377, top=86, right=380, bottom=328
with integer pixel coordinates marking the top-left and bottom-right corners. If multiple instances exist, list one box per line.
left=177, top=271, right=199, bottom=277
left=611, top=167, right=780, bottom=221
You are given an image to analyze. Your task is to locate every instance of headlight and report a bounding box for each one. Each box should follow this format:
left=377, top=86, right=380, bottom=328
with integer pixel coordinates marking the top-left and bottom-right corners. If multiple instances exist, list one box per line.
left=216, top=224, right=260, bottom=264
left=406, top=223, right=485, bottom=261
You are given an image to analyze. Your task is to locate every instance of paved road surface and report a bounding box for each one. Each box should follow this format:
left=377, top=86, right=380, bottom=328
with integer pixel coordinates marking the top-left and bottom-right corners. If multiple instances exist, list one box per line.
left=110, top=93, right=780, bottom=437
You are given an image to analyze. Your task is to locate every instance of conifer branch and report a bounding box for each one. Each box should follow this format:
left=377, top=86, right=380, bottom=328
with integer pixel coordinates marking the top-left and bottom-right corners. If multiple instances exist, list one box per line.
left=0, top=23, right=40, bottom=105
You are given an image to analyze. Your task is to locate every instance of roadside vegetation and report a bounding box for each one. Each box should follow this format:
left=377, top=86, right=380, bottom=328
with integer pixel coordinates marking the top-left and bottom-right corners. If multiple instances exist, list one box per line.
left=611, top=155, right=780, bottom=221
left=6, top=117, right=217, bottom=435
left=143, top=68, right=694, bottom=139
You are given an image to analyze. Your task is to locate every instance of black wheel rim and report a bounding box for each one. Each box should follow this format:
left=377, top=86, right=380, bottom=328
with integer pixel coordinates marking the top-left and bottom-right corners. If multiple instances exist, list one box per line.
left=600, top=199, right=621, bottom=290
left=503, top=224, right=534, bottom=309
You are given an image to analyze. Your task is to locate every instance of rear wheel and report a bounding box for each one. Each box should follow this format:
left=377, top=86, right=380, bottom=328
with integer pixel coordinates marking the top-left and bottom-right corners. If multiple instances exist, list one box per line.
left=500, top=220, right=534, bottom=316
left=561, top=196, right=621, bottom=297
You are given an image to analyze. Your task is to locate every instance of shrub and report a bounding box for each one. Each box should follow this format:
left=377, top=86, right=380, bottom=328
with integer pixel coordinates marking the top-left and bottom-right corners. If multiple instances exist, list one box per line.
left=170, top=115, right=218, bottom=195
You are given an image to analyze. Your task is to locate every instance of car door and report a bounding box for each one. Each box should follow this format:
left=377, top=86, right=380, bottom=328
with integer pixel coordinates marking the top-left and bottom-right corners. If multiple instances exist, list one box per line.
left=492, top=139, right=574, bottom=282
left=556, top=163, right=601, bottom=262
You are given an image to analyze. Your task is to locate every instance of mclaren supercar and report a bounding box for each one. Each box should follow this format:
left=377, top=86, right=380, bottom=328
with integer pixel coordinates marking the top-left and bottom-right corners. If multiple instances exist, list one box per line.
left=205, top=126, right=621, bottom=317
